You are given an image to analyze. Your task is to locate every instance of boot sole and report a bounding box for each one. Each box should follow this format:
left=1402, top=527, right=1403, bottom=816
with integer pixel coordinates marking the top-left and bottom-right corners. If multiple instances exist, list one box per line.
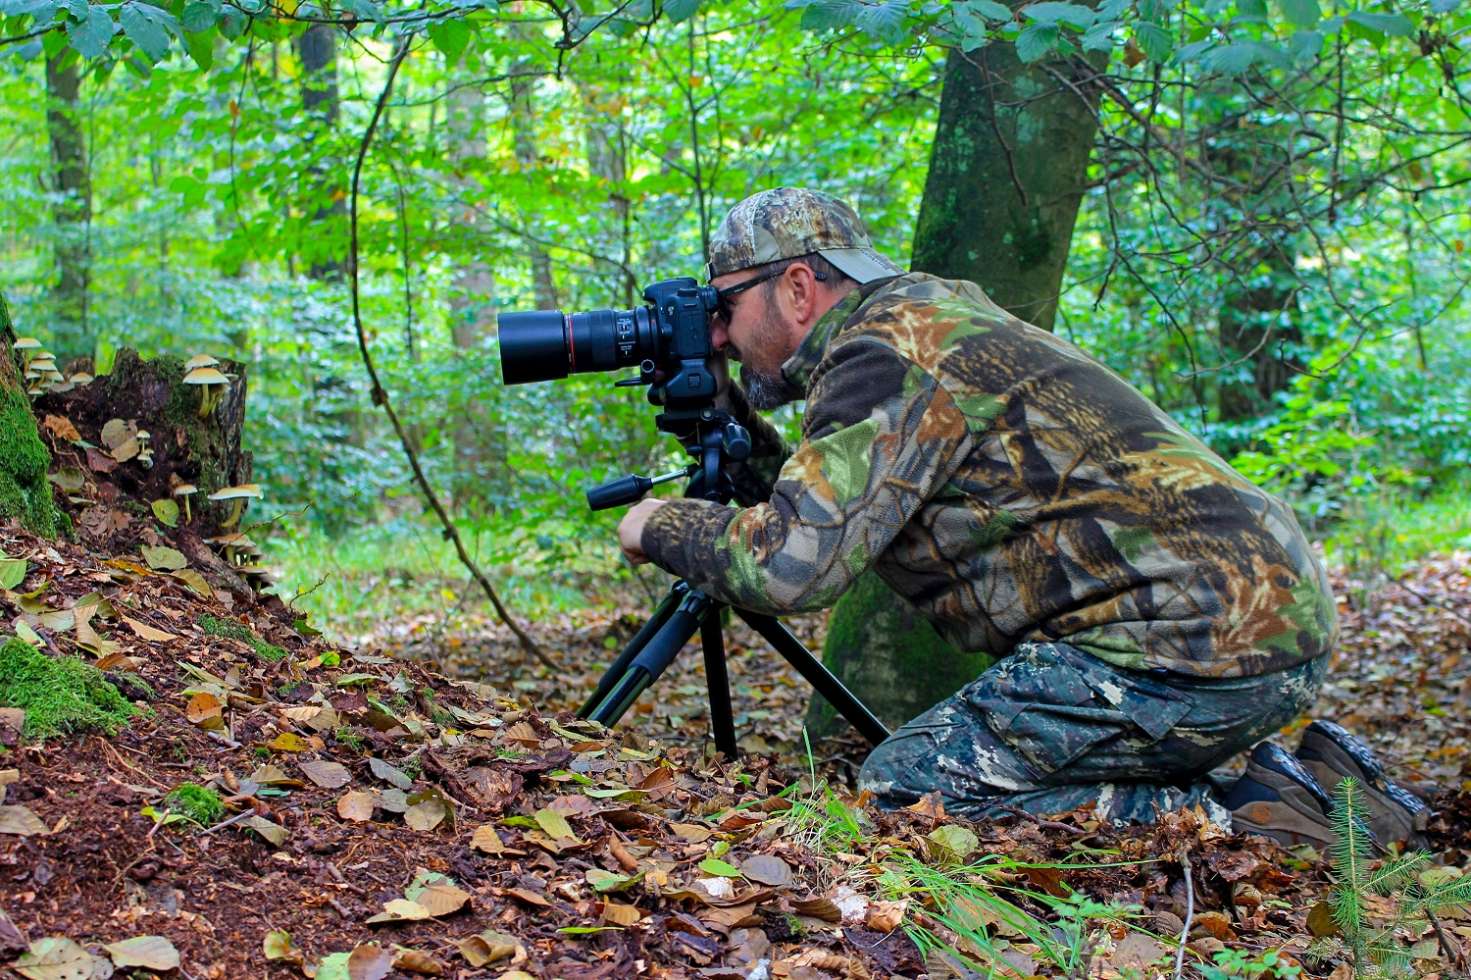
left=1298, top=735, right=1428, bottom=846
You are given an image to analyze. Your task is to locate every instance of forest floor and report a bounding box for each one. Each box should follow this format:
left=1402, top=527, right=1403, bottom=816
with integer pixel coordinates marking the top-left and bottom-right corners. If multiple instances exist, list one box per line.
left=2, top=512, right=1470, bottom=978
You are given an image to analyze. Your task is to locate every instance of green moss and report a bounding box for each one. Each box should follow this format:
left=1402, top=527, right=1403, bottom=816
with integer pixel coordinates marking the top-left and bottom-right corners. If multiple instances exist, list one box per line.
left=201, top=614, right=288, bottom=662
left=0, top=638, right=135, bottom=740
left=165, top=782, right=225, bottom=826
left=333, top=726, right=364, bottom=752
left=0, top=387, right=63, bottom=538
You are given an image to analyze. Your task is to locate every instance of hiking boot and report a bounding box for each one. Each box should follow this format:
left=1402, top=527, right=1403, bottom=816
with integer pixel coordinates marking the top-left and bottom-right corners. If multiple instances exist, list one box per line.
left=1221, top=741, right=1338, bottom=850
left=1296, top=719, right=1430, bottom=848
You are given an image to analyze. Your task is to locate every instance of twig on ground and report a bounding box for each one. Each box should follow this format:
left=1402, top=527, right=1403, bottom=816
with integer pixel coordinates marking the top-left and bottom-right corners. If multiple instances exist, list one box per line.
left=998, top=804, right=1088, bottom=836
left=345, top=33, right=553, bottom=670
left=1173, top=847, right=1194, bottom=980
left=202, top=809, right=257, bottom=835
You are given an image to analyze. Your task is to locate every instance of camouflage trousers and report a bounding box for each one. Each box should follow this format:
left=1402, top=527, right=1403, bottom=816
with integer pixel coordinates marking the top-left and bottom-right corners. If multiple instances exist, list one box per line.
left=857, top=641, right=1328, bottom=827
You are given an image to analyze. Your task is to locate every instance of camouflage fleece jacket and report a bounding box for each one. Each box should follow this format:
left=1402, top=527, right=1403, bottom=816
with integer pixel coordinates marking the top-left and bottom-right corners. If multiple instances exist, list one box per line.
left=641, top=273, right=1337, bottom=678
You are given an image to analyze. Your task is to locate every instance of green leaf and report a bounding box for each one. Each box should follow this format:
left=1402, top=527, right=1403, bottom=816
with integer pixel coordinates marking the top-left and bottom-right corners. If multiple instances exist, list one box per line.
left=1134, top=21, right=1172, bottom=61
left=0, top=0, right=59, bottom=18
left=181, top=0, right=216, bottom=31
left=313, top=952, right=351, bottom=980
left=1276, top=0, right=1319, bottom=25
left=119, top=1, right=175, bottom=61
left=1287, top=28, right=1322, bottom=60
left=141, top=545, right=187, bottom=571
left=1014, top=21, right=1059, bottom=62
left=427, top=18, right=469, bottom=65
left=663, top=0, right=699, bottom=21
left=794, top=0, right=852, bottom=33
left=1022, top=1, right=1094, bottom=27
left=1345, top=10, right=1413, bottom=37
left=697, top=857, right=743, bottom=877
left=533, top=807, right=578, bottom=841
left=151, top=498, right=179, bottom=527
left=1199, top=40, right=1258, bottom=74
left=183, top=25, right=211, bottom=68
left=66, top=3, right=118, bottom=58
left=966, top=0, right=1012, bottom=20
left=557, top=926, right=621, bottom=934
left=0, top=558, right=26, bottom=590
left=853, top=0, right=907, bottom=40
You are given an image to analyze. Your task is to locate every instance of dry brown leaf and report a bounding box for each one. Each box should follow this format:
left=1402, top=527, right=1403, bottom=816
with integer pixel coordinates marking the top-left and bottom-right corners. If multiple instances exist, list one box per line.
left=601, top=902, right=642, bottom=926
left=366, top=899, right=432, bottom=925
left=338, top=791, right=375, bottom=822
left=185, top=692, right=224, bottom=730
left=104, top=935, right=180, bottom=971
left=470, top=824, right=505, bottom=854
left=738, top=854, right=792, bottom=887
left=413, top=883, right=470, bottom=917
left=391, top=948, right=447, bottom=976
left=0, top=805, right=49, bottom=837
left=346, top=943, right=393, bottom=980
left=42, top=415, right=81, bottom=442
left=404, top=797, right=446, bottom=832
left=122, top=616, right=178, bottom=642
left=865, top=899, right=907, bottom=933
left=457, top=929, right=524, bottom=968
left=299, top=760, right=351, bottom=790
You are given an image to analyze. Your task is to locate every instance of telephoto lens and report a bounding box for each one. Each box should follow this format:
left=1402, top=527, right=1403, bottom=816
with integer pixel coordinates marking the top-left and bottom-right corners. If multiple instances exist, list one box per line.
left=498, top=306, right=658, bottom=385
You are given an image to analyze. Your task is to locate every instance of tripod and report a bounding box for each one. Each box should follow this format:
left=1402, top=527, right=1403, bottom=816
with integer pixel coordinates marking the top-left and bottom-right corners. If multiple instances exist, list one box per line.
left=577, top=407, right=891, bottom=756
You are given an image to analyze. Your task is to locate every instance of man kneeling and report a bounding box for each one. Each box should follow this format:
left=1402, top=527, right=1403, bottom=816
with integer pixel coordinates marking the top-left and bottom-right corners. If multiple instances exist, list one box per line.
left=618, top=187, right=1426, bottom=848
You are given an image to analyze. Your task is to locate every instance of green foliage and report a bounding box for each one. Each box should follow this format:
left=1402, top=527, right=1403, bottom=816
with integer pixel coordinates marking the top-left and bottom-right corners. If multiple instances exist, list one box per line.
left=1200, top=946, right=1303, bottom=979
left=0, top=383, right=63, bottom=538
left=164, top=781, right=224, bottom=827
left=0, top=637, right=135, bottom=740
left=1318, top=777, right=1471, bottom=977
left=200, top=614, right=287, bottom=662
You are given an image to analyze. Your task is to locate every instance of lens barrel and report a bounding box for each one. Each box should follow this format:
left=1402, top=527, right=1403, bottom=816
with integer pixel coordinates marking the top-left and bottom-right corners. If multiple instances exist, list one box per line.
left=499, top=307, right=657, bottom=385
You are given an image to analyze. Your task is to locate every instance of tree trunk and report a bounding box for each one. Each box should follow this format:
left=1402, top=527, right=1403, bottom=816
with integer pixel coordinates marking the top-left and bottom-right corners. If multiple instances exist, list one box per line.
left=509, top=67, right=558, bottom=309
left=910, top=46, right=1103, bottom=331
left=296, top=23, right=344, bottom=281
left=445, top=81, right=503, bottom=512
left=812, top=40, right=1103, bottom=737
left=45, top=52, right=91, bottom=359
left=0, top=293, right=64, bottom=539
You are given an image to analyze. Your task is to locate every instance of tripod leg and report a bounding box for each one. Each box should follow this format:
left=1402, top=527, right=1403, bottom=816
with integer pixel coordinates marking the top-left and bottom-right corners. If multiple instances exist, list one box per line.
left=586, top=590, right=714, bottom=728
left=579, top=581, right=687, bottom=718
left=736, top=609, right=892, bottom=747
left=700, top=610, right=737, bottom=758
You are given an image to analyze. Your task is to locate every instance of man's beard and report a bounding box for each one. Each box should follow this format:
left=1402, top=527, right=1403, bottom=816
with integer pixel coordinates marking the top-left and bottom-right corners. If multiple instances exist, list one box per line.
left=736, top=296, right=802, bottom=410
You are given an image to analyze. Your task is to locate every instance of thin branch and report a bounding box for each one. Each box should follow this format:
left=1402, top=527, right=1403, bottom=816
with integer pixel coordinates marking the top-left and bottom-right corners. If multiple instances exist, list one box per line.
left=1172, top=847, right=1194, bottom=980
left=347, top=35, right=553, bottom=669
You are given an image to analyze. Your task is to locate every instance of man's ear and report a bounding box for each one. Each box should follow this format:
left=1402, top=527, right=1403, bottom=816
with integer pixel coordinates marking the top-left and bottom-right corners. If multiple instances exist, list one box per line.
left=783, top=262, right=820, bottom=325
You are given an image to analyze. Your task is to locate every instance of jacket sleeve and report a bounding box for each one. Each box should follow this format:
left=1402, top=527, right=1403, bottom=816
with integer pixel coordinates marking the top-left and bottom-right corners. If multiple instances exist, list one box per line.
left=640, top=338, right=971, bottom=615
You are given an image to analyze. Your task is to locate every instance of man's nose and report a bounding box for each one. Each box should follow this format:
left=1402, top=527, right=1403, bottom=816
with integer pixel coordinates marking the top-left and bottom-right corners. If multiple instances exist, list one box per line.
left=709, top=319, right=729, bottom=351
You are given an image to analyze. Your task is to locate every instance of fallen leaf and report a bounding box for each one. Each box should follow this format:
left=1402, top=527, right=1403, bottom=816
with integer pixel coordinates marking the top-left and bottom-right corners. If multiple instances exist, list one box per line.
left=411, top=883, right=470, bottom=917
left=601, top=901, right=642, bottom=926
left=338, top=791, right=375, bottom=822
left=1101, top=931, right=1168, bottom=972
left=457, top=929, right=523, bottom=967
left=185, top=693, right=224, bottom=731
left=698, top=857, right=742, bottom=878
left=865, top=899, right=907, bottom=933
left=263, top=930, right=300, bottom=962
left=391, top=948, right=447, bottom=975
left=42, top=415, right=81, bottom=442
left=14, top=936, right=99, bottom=980
left=470, top=824, right=505, bottom=854
left=346, top=943, right=393, bottom=980
left=300, top=760, right=351, bottom=789
left=267, top=732, right=308, bottom=753
left=405, top=797, right=446, bottom=832
left=123, top=616, right=178, bottom=642
left=169, top=569, right=212, bottom=596
left=100, top=418, right=133, bottom=449
left=140, top=545, right=188, bottom=571
left=244, top=815, right=288, bottom=847
left=0, top=805, right=49, bottom=836
left=104, top=935, right=180, bottom=971
left=366, top=899, right=432, bottom=925
left=1308, top=899, right=1340, bottom=937
left=368, top=757, right=412, bottom=790
left=738, top=854, right=792, bottom=887
left=533, top=807, right=578, bottom=842
left=151, top=499, right=180, bottom=528
left=0, top=558, right=25, bottom=590
left=926, top=824, right=980, bottom=865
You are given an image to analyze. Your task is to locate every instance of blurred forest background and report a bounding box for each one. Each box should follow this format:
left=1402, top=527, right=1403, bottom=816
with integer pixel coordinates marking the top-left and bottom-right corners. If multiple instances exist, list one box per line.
left=1, top=0, right=1468, bottom=643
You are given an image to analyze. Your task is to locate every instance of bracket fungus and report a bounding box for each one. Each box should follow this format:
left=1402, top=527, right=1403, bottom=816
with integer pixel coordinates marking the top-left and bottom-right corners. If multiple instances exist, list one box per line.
left=207, top=484, right=262, bottom=528
left=184, top=365, right=230, bottom=418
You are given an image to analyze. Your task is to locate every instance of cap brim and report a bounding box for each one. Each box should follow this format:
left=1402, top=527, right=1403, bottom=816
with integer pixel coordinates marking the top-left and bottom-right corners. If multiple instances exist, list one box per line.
left=818, top=247, right=905, bottom=284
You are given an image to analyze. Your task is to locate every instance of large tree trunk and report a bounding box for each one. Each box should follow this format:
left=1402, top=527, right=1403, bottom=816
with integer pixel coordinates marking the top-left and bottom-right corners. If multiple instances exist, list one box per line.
left=910, top=46, right=1102, bottom=331
left=811, top=40, right=1103, bottom=738
left=0, top=294, right=64, bottom=539
left=45, top=52, right=91, bottom=359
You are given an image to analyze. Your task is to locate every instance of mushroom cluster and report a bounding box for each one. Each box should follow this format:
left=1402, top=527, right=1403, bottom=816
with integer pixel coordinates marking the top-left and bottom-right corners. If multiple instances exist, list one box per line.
left=13, top=337, right=90, bottom=395
left=209, top=483, right=262, bottom=528
left=184, top=354, right=230, bottom=419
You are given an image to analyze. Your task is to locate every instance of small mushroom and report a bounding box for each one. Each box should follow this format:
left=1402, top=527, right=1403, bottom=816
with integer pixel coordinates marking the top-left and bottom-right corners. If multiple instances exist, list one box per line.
left=184, top=366, right=230, bottom=418
left=172, top=483, right=198, bottom=523
left=68, top=372, right=94, bottom=386
left=206, top=531, right=258, bottom=564
left=27, top=357, right=57, bottom=374
left=185, top=354, right=220, bottom=371
left=135, top=431, right=153, bottom=469
left=12, top=337, right=41, bottom=354
left=207, top=484, right=262, bottom=528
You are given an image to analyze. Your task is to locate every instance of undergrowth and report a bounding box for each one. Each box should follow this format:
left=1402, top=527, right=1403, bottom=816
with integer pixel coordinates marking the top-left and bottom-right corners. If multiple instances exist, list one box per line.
left=0, top=637, right=135, bottom=740
left=164, top=782, right=225, bottom=827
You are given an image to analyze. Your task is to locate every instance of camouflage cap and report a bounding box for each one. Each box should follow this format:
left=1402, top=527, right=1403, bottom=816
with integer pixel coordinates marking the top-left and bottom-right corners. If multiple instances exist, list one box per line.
left=704, top=187, right=905, bottom=284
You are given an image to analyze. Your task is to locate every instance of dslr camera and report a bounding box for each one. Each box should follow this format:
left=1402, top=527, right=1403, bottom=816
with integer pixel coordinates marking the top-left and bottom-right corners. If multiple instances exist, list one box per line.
left=498, top=277, right=721, bottom=411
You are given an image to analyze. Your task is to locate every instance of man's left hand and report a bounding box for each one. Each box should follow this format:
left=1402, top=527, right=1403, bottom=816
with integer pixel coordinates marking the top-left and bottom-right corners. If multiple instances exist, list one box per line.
left=617, top=498, right=667, bottom=565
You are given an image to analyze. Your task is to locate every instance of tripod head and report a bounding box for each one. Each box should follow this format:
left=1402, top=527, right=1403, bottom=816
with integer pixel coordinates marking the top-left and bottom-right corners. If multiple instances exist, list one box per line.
left=585, top=404, right=752, bottom=511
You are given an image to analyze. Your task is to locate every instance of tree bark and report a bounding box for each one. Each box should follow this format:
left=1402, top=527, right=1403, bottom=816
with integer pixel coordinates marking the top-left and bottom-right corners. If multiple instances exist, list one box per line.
left=910, top=46, right=1103, bottom=331
left=813, top=40, right=1103, bottom=736
left=44, top=52, right=91, bottom=359
left=297, top=23, right=344, bottom=281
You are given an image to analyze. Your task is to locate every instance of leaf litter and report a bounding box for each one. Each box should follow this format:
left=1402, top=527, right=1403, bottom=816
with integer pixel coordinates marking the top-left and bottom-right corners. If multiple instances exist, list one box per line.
left=2, top=514, right=1470, bottom=976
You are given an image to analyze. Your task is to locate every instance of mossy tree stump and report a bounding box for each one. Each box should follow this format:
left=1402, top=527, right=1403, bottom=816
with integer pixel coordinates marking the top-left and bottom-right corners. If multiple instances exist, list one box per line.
left=805, top=570, right=996, bottom=738
left=37, top=348, right=254, bottom=554
left=0, top=292, right=65, bottom=538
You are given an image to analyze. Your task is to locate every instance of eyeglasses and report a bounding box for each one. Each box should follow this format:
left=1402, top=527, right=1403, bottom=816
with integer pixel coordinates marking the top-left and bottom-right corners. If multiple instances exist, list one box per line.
left=713, top=265, right=827, bottom=322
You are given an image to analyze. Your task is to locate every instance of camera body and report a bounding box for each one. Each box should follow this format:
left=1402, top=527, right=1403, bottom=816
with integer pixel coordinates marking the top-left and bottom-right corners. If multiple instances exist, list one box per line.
left=498, top=276, right=720, bottom=411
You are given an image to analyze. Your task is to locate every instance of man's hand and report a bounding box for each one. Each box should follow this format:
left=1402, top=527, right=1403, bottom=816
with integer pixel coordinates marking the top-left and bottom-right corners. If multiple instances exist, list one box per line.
left=617, top=498, right=667, bottom=565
